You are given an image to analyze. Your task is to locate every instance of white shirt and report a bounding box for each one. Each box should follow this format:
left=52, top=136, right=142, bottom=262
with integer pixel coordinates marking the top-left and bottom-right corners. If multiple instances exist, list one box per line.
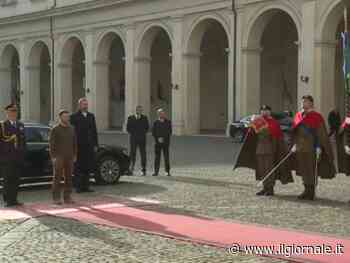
left=82, top=112, right=87, bottom=117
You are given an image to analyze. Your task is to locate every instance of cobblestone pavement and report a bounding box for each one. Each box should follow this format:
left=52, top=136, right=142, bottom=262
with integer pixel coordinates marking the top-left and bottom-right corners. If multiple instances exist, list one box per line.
left=0, top=134, right=349, bottom=262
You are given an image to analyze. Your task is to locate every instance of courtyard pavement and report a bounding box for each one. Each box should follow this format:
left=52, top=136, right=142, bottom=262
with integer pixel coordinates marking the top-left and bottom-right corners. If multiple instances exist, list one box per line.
left=0, top=133, right=349, bottom=262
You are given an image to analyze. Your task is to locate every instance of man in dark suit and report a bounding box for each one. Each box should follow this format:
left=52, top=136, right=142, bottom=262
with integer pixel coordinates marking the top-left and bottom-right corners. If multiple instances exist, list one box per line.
left=328, top=108, right=341, bottom=137
left=0, top=104, right=26, bottom=207
left=70, top=98, right=98, bottom=193
left=152, top=108, right=172, bottom=176
left=127, top=105, right=149, bottom=176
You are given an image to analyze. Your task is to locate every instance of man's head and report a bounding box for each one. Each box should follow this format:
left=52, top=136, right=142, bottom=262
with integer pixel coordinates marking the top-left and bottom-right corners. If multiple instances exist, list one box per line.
left=59, top=110, right=70, bottom=125
left=260, top=105, right=271, bottom=117
left=4, top=103, right=17, bottom=121
left=78, top=98, right=89, bottom=112
left=157, top=108, right=166, bottom=119
left=302, top=95, right=314, bottom=111
left=136, top=105, right=143, bottom=115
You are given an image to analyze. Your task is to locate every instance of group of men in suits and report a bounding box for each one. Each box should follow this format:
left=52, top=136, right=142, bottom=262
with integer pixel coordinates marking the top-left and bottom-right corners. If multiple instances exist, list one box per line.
left=127, top=105, right=172, bottom=177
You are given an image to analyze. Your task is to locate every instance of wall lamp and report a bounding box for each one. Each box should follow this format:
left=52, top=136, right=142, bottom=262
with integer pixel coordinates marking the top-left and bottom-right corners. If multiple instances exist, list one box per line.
left=300, top=75, right=309, bottom=83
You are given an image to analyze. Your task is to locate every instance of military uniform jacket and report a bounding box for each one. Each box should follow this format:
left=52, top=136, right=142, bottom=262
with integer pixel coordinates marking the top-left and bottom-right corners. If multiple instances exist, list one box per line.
left=0, top=120, right=26, bottom=163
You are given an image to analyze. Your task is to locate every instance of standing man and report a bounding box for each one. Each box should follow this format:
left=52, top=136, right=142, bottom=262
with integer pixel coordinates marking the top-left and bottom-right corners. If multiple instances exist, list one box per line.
left=152, top=109, right=172, bottom=176
left=291, top=95, right=336, bottom=200
left=0, top=104, right=26, bottom=207
left=49, top=110, right=77, bottom=205
left=235, top=105, right=293, bottom=196
left=126, top=105, right=149, bottom=176
left=328, top=108, right=341, bottom=137
left=70, top=98, right=98, bottom=193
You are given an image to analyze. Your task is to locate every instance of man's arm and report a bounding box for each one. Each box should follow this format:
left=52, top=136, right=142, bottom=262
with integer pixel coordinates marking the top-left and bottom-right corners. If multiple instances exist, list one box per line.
left=169, top=120, right=172, bottom=136
left=126, top=116, right=132, bottom=134
left=92, top=114, right=98, bottom=147
left=49, top=128, right=57, bottom=159
left=73, top=129, right=78, bottom=160
left=145, top=117, right=150, bottom=133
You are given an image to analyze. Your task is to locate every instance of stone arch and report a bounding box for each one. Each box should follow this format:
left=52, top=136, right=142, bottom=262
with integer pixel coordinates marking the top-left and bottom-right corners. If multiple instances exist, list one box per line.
left=184, top=17, right=230, bottom=134
left=186, top=13, right=232, bottom=53
left=136, top=24, right=173, bottom=121
left=241, top=6, right=300, bottom=115
left=0, top=44, right=20, bottom=119
left=27, top=41, right=51, bottom=123
left=58, top=36, right=86, bottom=112
left=95, top=31, right=126, bottom=130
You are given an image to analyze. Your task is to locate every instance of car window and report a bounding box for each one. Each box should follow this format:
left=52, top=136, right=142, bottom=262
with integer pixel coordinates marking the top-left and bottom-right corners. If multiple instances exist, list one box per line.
left=25, top=127, right=50, bottom=143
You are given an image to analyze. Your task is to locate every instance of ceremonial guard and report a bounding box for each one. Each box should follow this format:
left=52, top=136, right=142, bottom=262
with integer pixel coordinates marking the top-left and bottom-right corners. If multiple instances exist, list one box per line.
left=0, top=104, right=26, bottom=207
left=70, top=98, right=98, bottom=193
left=291, top=95, right=336, bottom=200
left=337, top=114, right=350, bottom=176
left=235, top=105, right=293, bottom=196
left=127, top=105, right=149, bottom=176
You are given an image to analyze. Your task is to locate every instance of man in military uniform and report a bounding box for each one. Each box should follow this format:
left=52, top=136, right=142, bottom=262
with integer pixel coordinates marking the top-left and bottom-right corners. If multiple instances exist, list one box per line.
left=0, top=104, right=26, bottom=207
left=235, top=105, right=293, bottom=196
left=291, top=95, right=336, bottom=200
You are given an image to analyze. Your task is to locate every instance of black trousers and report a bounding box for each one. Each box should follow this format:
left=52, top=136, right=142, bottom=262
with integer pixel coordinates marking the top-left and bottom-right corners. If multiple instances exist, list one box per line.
left=75, top=147, right=95, bottom=190
left=154, top=143, right=170, bottom=174
left=130, top=138, right=147, bottom=172
left=1, top=162, right=20, bottom=204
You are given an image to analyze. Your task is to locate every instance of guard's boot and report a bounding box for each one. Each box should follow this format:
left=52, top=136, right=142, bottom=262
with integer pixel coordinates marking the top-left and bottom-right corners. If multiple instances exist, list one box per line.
left=264, top=187, right=274, bottom=196
left=256, top=188, right=267, bottom=196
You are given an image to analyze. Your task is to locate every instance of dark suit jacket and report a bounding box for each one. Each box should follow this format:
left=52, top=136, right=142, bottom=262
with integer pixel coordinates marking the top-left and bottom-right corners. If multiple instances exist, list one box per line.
left=127, top=114, right=149, bottom=141
left=70, top=111, right=98, bottom=149
left=152, top=119, right=172, bottom=145
left=0, top=120, right=26, bottom=163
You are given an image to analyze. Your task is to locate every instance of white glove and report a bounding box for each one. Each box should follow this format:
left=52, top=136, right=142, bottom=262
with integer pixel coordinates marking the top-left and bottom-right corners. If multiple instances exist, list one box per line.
left=291, top=144, right=297, bottom=153
left=345, top=145, right=350, bottom=155
left=158, top=137, right=164, bottom=143
left=316, top=147, right=322, bottom=159
left=346, top=117, right=350, bottom=125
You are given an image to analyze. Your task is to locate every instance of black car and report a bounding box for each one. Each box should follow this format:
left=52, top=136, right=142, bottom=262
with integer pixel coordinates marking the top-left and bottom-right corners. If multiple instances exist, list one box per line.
left=7, top=123, right=130, bottom=185
left=229, top=112, right=293, bottom=144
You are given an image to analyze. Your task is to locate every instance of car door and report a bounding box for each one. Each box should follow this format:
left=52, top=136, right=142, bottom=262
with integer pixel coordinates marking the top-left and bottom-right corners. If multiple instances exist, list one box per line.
left=23, top=127, right=51, bottom=180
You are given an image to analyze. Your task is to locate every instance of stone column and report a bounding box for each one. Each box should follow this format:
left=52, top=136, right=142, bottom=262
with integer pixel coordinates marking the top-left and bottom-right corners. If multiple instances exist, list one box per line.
left=183, top=52, right=201, bottom=134
left=241, top=47, right=262, bottom=115
left=84, top=31, right=95, bottom=116
left=19, top=40, right=29, bottom=121
left=134, top=56, right=151, bottom=118
left=93, top=59, right=110, bottom=130
left=56, top=62, right=73, bottom=113
left=314, top=41, right=337, bottom=117
left=124, top=24, right=137, bottom=132
left=170, top=16, right=185, bottom=135
left=300, top=1, right=316, bottom=102
left=0, top=66, right=11, bottom=119
left=26, top=65, right=41, bottom=122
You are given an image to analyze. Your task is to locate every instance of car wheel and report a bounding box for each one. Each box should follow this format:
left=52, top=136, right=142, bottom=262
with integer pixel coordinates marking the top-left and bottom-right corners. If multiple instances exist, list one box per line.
left=95, top=156, right=121, bottom=185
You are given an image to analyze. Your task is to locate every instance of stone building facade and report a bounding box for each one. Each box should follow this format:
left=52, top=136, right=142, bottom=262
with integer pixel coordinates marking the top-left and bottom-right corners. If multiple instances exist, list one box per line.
left=0, top=0, right=347, bottom=135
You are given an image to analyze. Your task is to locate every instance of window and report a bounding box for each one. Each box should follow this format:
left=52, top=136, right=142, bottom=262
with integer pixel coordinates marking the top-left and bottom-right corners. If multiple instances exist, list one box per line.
left=25, top=127, right=50, bottom=143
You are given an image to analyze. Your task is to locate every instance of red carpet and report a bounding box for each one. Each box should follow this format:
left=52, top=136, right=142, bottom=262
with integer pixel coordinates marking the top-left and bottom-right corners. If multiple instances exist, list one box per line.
left=0, top=197, right=349, bottom=263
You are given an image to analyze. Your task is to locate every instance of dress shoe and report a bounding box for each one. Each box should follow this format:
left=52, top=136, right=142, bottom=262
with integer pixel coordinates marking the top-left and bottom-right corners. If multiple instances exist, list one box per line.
left=298, top=185, right=315, bottom=200
left=53, top=200, right=63, bottom=206
left=166, top=172, right=171, bottom=177
left=152, top=173, right=158, bottom=176
left=142, top=172, right=146, bottom=176
left=64, top=199, right=75, bottom=204
left=256, top=189, right=267, bottom=196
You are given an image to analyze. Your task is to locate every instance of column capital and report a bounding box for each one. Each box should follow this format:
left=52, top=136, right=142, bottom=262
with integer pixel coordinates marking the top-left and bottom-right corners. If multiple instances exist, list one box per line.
left=241, top=46, right=263, bottom=53
left=314, top=40, right=338, bottom=48
left=182, top=52, right=202, bottom=58
left=124, top=23, right=136, bottom=31
left=134, top=56, right=151, bottom=63
left=93, top=60, right=110, bottom=66
left=170, top=15, right=184, bottom=23
left=25, top=65, right=41, bottom=71
left=57, top=62, right=72, bottom=68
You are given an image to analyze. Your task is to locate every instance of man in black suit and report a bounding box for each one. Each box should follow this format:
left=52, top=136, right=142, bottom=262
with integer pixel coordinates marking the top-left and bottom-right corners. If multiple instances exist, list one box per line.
left=127, top=105, right=149, bottom=176
left=70, top=98, right=98, bottom=193
left=0, top=104, right=26, bottom=207
left=152, top=108, right=172, bottom=176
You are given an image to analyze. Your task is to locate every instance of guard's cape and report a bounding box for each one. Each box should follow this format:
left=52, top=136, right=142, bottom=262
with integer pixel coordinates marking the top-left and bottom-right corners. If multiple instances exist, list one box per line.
left=234, top=117, right=293, bottom=184
left=291, top=111, right=336, bottom=179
